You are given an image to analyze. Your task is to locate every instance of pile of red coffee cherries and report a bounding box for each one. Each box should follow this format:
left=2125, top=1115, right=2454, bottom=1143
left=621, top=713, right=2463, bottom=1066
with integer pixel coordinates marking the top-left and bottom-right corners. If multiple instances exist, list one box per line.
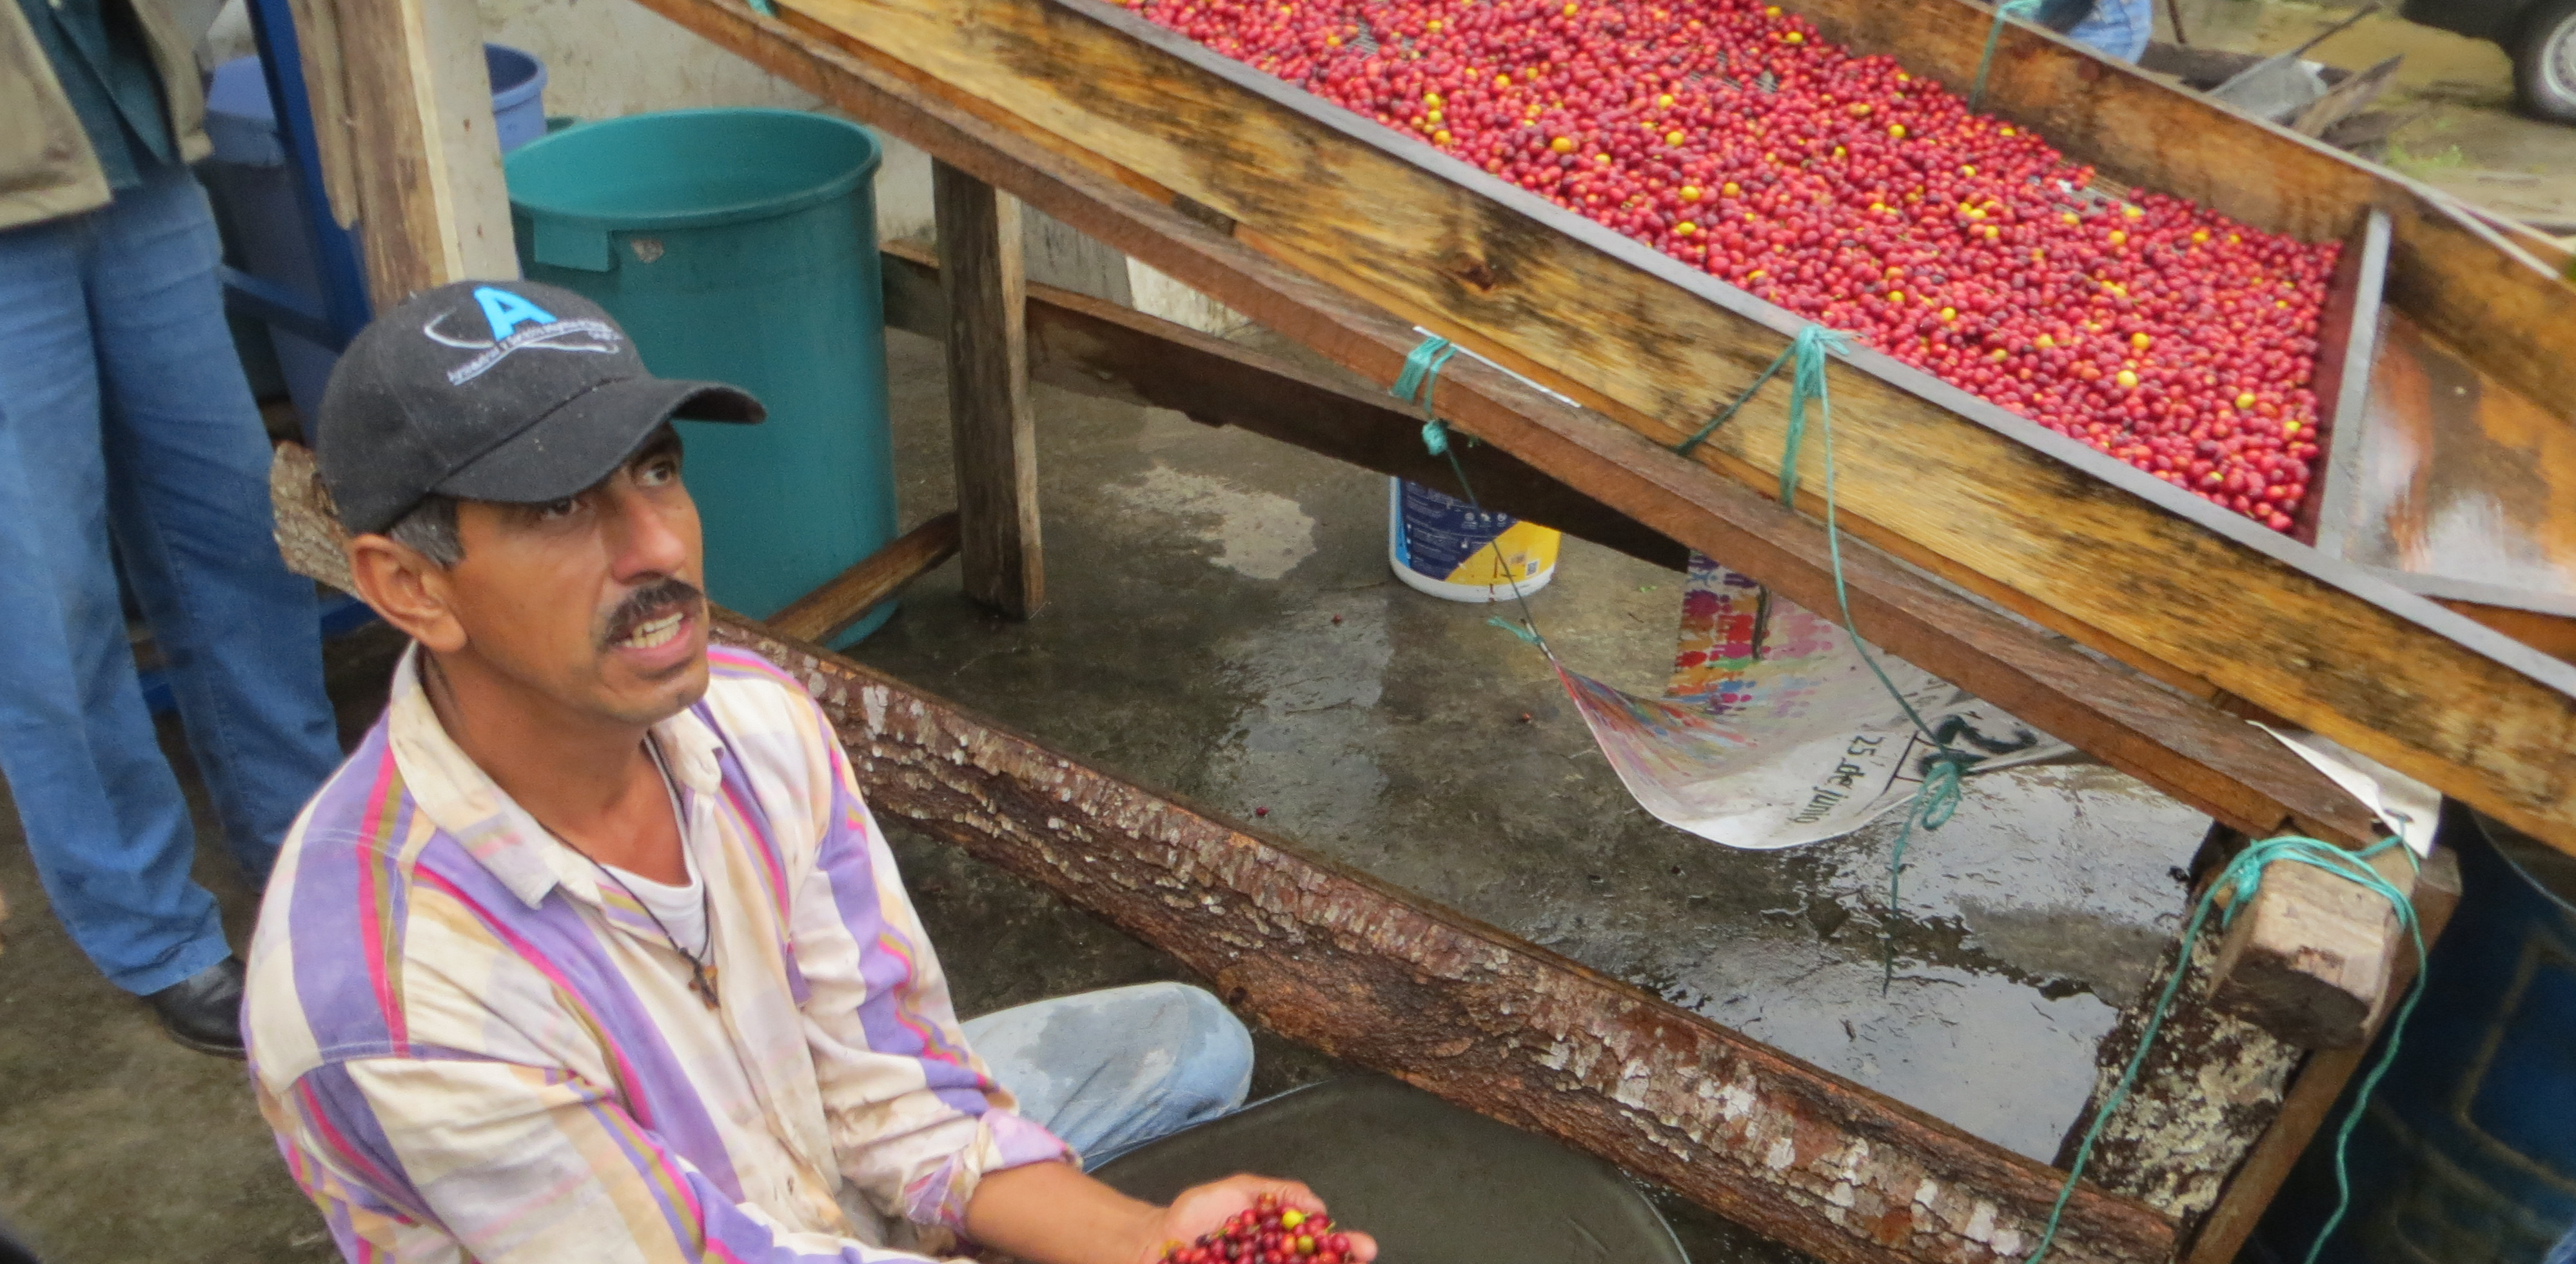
left=1134, top=0, right=2335, bottom=531
left=1158, top=1196, right=1360, bottom=1264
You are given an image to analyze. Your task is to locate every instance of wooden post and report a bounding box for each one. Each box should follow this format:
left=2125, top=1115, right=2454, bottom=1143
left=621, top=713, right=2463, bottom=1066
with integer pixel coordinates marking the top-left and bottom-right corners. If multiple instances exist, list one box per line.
left=308, top=0, right=517, bottom=301
left=933, top=161, right=1044, bottom=618
left=2207, top=847, right=2418, bottom=1049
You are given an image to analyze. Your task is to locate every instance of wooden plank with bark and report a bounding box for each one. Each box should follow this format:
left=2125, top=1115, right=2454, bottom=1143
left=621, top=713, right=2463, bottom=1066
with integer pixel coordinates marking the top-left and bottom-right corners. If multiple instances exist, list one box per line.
left=662, top=0, right=2576, bottom=857
left=2054, top=930, right=2305, bottom=1225
left=268, top=441, right=2174, bottom=1264
left=750, top=624, right=2180, bottom=1264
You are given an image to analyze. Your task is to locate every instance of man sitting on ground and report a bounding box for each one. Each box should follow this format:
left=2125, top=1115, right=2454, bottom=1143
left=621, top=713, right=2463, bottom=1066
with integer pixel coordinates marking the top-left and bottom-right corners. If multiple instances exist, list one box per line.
left=245, top=280, right=1370, bottom=1264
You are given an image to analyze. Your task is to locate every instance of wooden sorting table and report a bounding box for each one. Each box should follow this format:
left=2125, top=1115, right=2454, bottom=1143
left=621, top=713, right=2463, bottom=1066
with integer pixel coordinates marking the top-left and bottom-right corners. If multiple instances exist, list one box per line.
left=271, top=0, right=2576, bottom=1257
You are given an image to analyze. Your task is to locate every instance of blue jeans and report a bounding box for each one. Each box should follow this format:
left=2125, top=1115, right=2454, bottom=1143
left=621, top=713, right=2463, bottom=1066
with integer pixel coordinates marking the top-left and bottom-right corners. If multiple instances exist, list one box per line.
left=965, top=982, right=1254, bottom=1165
left=0, top=162, right=341, bottom=995
left=2065, top=0, right=2153, bottom=63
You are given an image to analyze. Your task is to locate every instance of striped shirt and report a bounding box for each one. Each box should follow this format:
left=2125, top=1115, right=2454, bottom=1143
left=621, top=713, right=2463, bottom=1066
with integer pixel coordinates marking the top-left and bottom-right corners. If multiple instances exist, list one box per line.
left=246, top=644, right=1070, bottom=1263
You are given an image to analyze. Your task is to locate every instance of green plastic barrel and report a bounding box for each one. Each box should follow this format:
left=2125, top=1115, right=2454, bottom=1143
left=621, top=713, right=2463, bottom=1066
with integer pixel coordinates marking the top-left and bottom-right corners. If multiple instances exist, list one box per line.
left=506, top=110, right=898, bottom=645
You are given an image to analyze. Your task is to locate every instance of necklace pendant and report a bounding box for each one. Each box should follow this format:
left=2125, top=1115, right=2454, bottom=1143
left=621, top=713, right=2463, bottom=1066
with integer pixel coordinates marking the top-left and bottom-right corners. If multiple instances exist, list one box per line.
left=691, top=964, right=720, bottom=1009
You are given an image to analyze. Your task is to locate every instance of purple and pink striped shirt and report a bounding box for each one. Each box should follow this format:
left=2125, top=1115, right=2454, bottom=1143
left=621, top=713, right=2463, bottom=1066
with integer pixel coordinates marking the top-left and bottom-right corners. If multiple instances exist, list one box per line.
left=246, top=644, right=1070, bottom=1263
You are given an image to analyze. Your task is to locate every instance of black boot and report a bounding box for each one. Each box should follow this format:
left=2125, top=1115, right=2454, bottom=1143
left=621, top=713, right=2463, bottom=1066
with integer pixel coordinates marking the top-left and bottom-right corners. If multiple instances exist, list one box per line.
left=144, top=957, right=246, bottom=1058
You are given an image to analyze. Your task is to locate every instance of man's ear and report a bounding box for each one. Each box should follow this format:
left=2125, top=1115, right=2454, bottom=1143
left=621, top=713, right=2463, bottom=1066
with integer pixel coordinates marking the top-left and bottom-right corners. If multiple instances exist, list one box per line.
left=348, top=535, right=469, bottom=653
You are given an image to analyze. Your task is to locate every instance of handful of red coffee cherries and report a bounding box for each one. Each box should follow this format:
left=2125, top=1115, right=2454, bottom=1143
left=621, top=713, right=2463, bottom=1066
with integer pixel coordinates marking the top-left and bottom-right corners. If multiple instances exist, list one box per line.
left=1158, top=1193, right=1359, bottom=1264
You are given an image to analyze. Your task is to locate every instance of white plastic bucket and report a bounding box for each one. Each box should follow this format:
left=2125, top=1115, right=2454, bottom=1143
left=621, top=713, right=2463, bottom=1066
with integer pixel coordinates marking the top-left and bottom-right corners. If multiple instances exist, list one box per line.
left=1386, top=477, right=1560, bottom=603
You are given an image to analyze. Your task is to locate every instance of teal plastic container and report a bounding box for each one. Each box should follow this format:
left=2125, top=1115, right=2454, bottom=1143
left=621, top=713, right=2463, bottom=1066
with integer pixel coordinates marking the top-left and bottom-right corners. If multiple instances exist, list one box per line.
left=505, top=110, right=899, bottom=644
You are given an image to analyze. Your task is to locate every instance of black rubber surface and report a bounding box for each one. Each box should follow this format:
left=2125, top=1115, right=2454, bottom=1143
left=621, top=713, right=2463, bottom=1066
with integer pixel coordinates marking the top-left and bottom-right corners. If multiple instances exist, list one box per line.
left=1094, top=1076, right=1689, bottom=1263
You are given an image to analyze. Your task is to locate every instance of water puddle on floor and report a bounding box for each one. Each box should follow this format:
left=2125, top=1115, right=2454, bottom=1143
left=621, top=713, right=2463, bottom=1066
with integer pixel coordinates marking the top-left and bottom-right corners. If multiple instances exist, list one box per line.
left=1544, top=761, right=2208, bottom=1161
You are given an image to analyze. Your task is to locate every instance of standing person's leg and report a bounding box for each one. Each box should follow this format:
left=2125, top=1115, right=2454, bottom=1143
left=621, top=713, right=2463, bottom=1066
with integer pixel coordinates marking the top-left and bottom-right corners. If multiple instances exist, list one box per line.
left=86, top=163, right=340, bottom=886
left=2064, top=0, right=2154, bottom=62
left=965, top=982, right=1255, bottom=1164
left=0, top=210, right=229, bottom=998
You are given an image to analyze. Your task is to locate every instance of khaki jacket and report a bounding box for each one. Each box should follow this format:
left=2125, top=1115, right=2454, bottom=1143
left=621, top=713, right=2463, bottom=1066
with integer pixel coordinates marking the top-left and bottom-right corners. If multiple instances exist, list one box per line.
left=0, top=0, right=212, bottom=232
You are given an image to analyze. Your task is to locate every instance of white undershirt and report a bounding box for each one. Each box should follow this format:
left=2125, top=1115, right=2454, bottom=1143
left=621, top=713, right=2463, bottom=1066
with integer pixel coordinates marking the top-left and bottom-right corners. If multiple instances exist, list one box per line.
left=604, top=744, right=709, bottom=958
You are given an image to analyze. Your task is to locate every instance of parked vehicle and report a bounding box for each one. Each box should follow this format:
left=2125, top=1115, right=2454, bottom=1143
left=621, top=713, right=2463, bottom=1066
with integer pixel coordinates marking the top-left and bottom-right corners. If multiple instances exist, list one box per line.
left=2404, top=0, right=2576, bottom=122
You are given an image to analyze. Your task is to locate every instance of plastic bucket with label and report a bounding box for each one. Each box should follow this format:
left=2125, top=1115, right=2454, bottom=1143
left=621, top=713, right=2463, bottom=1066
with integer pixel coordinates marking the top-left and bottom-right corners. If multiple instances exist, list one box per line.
left=1386, top=477, right=1560, bottom=602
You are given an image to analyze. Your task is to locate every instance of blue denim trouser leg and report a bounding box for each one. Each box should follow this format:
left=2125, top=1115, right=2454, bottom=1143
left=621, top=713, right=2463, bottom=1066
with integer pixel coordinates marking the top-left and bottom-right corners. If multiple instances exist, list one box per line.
left=965, top=982, right=1255, bottom=1166
left=0, top=163, right=342, bottom=994
left=2065, top=0, right=2153, bottom=63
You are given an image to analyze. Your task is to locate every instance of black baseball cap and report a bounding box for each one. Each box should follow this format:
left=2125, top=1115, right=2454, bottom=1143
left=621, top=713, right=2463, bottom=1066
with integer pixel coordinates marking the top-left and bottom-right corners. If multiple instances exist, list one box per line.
left=316, top=279, right=765, bottom=536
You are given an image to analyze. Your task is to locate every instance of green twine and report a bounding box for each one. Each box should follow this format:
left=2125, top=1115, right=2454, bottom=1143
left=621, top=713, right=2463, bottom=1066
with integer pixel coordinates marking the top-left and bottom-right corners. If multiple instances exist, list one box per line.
left=1969, top=0, right=2045, bottom=114
left=746, top=0, right=776, bottom=14
left=1395, top=337, right=1464, bottom=457
left=1391, top=335, right=1548, bottom=649
left=1882, top=753, right=1968, bottom=992
left=1673, top=344, right=1793, bottom=458
left=2027, top=834, right=2425, bottom=1264
left=1685, top=324, right=1969, bottom=992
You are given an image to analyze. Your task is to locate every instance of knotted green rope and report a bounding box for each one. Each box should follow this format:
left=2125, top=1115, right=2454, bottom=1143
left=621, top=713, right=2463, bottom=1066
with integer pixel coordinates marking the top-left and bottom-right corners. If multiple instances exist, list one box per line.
left=2027, top=834, right=2425, bottom=1263
left=1684, top=324, right=1969, bottom=991
left=1395, top=337, right=1464, bottom=457
left=1971, top=0, right=2045, bottom=113
left=1391, top=336, right=1548, bottom=649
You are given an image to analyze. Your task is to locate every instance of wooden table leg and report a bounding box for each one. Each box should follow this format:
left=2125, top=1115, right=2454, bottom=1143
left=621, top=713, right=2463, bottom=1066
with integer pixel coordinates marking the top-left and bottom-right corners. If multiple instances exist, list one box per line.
left=932, top=160, right=1043, bottom=618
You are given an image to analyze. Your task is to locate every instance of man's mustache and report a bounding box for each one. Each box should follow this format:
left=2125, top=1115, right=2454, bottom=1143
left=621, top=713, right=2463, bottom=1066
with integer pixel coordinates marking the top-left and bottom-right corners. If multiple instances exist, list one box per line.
left=602, top=577, right=705, bottom=646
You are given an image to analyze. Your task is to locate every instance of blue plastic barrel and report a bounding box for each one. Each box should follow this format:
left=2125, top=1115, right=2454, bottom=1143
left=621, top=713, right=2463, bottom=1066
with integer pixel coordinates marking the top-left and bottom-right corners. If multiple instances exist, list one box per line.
left=2248, top=804, right=2576, bottom=1263
left=204, top=45, right=549, bottom=431
left=504, top=110, right=900, bottom=644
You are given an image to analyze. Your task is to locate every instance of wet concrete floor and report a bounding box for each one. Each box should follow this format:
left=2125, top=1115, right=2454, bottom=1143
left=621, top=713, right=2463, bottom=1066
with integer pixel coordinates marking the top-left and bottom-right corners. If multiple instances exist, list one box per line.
left=852, top=326, right=2216, bottom=1170
left=0, top=327, right=2214, bottom=1261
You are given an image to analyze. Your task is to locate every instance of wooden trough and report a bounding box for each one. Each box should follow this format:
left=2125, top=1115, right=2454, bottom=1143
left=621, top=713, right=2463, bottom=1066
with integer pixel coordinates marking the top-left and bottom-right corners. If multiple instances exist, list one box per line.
left=273, top=0, right=2573, bottom=1258
left=571, top=0, right=2576, bottom=851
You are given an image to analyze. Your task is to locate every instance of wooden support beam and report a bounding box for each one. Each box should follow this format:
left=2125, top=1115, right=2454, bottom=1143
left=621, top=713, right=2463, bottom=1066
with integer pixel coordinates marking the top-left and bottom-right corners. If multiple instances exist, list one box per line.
left=310, top=0, right=517, bottom=301
left=876, top=239, right=1689, bottom=570
left=644, top=0, right=2576, bottom=859
left=2437, top=598, right=2576, bottom=666
left=266, top=442, right=2174, bottom=1264
left=934, top=162, right=1044, bottom=618
left=766, top=511, right=962, bottom=645
left=2207, top=849, right=2413, bottom=1049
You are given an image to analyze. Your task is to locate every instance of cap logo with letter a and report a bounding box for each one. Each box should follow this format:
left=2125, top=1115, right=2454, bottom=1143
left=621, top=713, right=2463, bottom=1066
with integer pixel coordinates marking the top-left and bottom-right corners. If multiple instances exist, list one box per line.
left=422, top=284, right=625, bottom=386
